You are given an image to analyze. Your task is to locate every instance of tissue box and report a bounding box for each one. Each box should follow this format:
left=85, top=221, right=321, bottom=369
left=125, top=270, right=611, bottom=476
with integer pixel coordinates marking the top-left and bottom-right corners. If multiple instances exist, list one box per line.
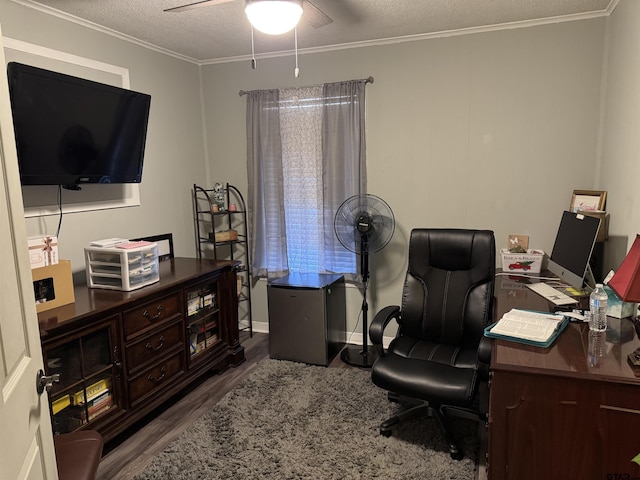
left=28, top=235, right=58, bottom=269
left=500, top=249, right=544, bottom=274
left=605, top=285, right=638, bottom=318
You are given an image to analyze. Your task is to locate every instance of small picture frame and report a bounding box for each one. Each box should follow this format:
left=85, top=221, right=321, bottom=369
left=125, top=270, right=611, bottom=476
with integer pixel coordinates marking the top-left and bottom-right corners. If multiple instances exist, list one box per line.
left=507, top=234, right=529, bottom=253
left=569, top=190, right=607, bottom=213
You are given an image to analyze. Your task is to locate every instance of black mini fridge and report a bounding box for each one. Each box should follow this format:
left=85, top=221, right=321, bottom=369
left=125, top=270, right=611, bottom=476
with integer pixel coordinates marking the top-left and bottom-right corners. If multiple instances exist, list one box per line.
left=267, top=273, right=346, bottom=366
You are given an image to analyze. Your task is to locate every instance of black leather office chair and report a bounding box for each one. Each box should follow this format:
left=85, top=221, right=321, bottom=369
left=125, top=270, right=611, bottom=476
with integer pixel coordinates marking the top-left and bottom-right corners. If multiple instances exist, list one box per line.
left=370, top=228, right=495, bottom=459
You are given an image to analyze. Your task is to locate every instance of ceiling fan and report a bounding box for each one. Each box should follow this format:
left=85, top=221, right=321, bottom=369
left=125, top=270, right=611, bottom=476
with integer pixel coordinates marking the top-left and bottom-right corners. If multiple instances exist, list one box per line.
left=164, top=0, right=334, bottom=30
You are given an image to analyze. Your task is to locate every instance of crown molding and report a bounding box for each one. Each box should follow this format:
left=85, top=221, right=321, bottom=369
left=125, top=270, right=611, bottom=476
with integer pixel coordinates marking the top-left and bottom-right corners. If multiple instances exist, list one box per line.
left=11, top=0, right=613, bottom=67
left=11, top=0, right=201, bottom=64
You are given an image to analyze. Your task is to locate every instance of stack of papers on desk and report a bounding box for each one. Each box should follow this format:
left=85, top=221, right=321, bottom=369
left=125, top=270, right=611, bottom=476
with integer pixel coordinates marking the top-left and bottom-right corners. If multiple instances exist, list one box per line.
left=485, top=309, right=569, bottom=347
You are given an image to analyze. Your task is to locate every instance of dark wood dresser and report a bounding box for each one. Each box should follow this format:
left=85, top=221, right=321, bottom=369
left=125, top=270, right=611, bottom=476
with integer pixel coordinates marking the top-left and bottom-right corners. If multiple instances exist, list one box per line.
left=38, top=257, right=245, bottom=443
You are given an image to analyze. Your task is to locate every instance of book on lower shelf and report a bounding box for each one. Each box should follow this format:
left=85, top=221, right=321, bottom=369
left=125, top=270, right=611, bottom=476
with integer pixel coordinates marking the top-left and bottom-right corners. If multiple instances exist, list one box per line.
left=52, top=395, right=70, bottom=415
left=189, top=330, right=218, bottom=356
left=484, top=308, right=570, bottom=347
left=71, top=378, right=111, bottom=405
left=55, top=389, right=114, bottom=426
left=86, top=393, right=113, bottom=420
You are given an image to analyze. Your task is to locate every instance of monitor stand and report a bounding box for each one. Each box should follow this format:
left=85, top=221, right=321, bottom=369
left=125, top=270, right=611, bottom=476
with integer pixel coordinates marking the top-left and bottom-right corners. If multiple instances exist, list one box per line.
left=585, top=263, right=597, bottom=290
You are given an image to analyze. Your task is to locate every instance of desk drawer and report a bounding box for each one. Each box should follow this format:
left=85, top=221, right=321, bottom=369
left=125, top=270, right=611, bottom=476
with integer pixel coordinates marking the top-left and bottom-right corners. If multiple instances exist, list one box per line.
left=125, top=321, right=184, bottom=375
left=127, top=351, right=184, bottom=407
left=123, top=293, right=181, bottom=339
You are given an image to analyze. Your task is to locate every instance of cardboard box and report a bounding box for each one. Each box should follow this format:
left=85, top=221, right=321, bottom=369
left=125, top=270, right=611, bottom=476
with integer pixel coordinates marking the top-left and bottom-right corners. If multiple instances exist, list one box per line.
left=32, top=260, right=75, bottom=313
left=577, top=210, right=609, bottom=242
left=212, top=230, right=238, bottom=242
left=28, top=235, right=59, bottom=269
left=500, top=249, right=545, bottom=274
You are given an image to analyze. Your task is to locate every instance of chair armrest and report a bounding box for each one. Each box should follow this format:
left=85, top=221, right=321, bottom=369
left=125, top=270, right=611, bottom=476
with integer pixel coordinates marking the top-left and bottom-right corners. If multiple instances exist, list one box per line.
left=478, top=335, right=492, bottom=365
left=369, top=305, right=401, bottom=356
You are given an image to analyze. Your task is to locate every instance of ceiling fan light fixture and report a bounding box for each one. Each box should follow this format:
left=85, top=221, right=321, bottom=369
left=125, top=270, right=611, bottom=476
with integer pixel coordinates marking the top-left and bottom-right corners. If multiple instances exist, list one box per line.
left=245, top=0, right=303, bottom=35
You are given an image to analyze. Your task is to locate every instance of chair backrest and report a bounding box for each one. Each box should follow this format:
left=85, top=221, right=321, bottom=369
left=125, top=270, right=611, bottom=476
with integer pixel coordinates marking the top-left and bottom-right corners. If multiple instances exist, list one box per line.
left=131, top=233, right=174, bottom=261
left=399, top=228, right=495, bottom=347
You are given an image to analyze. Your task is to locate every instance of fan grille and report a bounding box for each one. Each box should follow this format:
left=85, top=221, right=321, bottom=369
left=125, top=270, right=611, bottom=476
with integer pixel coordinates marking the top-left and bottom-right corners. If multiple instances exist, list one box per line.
left=334, top=194, right=394, bottom=254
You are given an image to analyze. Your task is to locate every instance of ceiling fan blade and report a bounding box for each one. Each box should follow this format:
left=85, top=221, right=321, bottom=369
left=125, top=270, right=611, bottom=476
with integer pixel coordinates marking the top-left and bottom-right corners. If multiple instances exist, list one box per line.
left=303, top=0, right=333, bottom=29
left=164, top=0, right=234, bottom=13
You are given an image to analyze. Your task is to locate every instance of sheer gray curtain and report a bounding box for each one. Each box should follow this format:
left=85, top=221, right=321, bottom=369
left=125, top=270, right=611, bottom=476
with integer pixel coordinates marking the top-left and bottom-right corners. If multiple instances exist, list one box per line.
left=245, top=89, right=288, bottom=278
left=322, top=80, right=367, bottom=275
left=246, top=79, right=368, bottom=279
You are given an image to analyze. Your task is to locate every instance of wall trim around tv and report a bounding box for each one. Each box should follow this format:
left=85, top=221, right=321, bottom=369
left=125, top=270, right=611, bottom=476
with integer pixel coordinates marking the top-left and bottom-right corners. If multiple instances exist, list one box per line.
left=3, top=37, right=142, bottom=218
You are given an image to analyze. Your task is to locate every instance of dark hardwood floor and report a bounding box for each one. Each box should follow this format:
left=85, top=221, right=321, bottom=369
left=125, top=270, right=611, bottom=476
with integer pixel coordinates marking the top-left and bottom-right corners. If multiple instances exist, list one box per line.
left=96, top=332, right=487, bottom=479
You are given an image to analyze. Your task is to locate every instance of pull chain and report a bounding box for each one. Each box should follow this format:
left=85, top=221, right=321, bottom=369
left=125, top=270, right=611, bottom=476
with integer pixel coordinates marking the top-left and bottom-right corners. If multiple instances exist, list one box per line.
left=294, top=26, right=299, bottom=78
left=251, top=26, right=257, bottom=69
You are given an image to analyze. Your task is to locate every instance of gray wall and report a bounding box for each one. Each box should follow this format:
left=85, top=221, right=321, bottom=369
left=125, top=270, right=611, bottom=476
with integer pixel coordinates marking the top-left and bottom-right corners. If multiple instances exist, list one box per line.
left=0, top=1, right=207, bottom=271
left=4, top=1, right=640, bottom=339
left=201, top=19, right=606, bottom=332
left=599, top=0, right=640, bottom=268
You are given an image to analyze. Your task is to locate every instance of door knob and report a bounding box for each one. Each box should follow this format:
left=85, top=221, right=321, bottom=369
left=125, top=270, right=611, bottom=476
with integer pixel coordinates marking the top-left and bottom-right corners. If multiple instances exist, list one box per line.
left=36, top=369, right=60, bottom=395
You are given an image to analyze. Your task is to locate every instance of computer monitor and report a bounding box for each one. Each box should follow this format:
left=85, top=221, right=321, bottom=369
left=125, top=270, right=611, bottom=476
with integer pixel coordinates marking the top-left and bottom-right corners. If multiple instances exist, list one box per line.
left=547, top=210, right=601, bottom=289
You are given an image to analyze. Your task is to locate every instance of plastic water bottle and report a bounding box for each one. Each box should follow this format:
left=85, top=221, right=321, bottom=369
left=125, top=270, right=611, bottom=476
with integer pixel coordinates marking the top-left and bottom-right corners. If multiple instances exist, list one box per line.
left=589, top=283, right=608, bottom=332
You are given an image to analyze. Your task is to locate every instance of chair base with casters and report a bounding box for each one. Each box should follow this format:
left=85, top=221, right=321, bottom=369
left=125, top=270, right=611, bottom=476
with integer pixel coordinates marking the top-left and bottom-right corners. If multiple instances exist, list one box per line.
left=372, top=351, right=488, bottom=460
left=369, top=228, right=495, bottom=461
left=377, top=391, right=487, bottom=460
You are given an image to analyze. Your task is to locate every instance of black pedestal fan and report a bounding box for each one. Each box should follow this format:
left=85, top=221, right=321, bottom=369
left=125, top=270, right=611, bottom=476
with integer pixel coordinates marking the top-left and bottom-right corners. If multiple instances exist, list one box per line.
left=334, top=194, right=395, bottom=368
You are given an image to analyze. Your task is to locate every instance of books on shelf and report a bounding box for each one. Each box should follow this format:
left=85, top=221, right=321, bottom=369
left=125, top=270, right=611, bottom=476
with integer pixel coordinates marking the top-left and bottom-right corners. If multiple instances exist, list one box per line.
left=197, top=320, right=217, bottom=335
left=203, top=292, right=216, bottom=308
left=86, top=392, right=113, bottom=420
left=69, top=390, right=113, bottom=423
left=485, top=308, right=570, bottom=347
left=57, top=389, right=114, bottom=425
left=52, top=395, right=70, bottom=415
left=190, top=333, right=218, bottom=356
left=189, top=320, right=219, bottom=356
left=71, top=378, right=110, bottom=405
left=187, top=287, right=217, bottom=317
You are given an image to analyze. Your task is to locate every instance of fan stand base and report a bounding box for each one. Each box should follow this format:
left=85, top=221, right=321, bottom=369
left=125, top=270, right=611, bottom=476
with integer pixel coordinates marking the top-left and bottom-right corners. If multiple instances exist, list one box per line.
left=340, top=345, right=380, bottom=368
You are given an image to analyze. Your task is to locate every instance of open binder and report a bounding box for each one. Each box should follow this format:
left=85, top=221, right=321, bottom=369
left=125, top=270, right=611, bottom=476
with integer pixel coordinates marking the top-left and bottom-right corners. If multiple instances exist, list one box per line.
left=484, top=308, right=571, bottom=348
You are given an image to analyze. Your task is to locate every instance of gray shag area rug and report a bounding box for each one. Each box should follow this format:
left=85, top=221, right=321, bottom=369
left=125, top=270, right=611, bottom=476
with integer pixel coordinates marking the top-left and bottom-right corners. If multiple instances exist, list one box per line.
left=135, top=359, right=478, bottom=479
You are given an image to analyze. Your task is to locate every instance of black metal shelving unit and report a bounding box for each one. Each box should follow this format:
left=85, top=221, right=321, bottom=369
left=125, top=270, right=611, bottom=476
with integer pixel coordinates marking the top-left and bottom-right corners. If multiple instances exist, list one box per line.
left=193, top=183, right=252, bottom=336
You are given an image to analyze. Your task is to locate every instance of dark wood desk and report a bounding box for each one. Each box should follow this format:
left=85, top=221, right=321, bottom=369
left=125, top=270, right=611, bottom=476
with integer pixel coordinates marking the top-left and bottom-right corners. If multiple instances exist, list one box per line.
left=489, top=274, right=640, bottom=480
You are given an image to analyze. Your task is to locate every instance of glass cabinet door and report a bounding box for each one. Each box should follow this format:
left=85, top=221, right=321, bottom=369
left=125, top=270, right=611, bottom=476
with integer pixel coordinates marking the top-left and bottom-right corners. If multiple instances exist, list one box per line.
left=186, top=282, right=221, bottom=363
left=44, top=317, right=121, bottom=435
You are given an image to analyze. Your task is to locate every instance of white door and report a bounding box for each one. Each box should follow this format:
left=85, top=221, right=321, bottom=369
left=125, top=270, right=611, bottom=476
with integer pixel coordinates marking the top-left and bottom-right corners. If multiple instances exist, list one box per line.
left=0, top=22, right=59, bottom=480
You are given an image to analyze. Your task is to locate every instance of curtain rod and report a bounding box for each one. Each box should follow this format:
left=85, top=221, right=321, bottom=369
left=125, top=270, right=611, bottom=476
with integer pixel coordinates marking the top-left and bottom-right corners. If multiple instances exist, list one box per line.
left=238, top=76, right=374, bottom=97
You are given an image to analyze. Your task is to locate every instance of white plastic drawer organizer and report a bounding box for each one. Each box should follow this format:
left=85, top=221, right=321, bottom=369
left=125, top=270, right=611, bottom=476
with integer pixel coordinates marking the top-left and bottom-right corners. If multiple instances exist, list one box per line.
left=85, top=241, right=159, bottom=291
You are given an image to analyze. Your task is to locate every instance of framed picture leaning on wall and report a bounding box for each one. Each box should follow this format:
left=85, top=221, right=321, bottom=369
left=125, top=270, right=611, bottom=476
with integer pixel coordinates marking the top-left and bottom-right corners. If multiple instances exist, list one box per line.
left=570, top=190, right=607, bottom=213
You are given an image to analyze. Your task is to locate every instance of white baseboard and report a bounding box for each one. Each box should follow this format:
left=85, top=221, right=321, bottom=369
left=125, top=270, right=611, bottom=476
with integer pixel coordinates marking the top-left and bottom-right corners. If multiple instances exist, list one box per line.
left=252, top=321, right=269, bottom=334
left=249, top=321, right=393, bottom=347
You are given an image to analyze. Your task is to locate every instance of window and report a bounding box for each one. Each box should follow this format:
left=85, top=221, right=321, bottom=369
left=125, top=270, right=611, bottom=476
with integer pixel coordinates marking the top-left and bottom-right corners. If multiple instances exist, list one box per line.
left=245, top=80, right=368, bottom=279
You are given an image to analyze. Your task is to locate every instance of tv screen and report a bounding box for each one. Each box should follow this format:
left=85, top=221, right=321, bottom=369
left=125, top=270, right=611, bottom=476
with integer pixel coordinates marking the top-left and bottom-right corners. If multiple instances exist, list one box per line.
left=7, top=62, right=151, bottom=187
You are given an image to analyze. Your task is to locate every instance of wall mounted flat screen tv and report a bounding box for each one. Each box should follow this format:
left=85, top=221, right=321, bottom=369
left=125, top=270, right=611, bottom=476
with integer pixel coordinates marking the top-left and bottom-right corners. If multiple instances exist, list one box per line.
left=7, top=62, right=151, bottom=188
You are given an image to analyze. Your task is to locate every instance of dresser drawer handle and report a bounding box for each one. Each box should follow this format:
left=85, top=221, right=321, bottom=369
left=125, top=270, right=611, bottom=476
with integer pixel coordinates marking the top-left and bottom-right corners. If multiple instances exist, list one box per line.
left=143, top=305, right=164, bottom=321
left=145, top=335, right=165, bottom=352
left=147, top=366, right=167, bottom=384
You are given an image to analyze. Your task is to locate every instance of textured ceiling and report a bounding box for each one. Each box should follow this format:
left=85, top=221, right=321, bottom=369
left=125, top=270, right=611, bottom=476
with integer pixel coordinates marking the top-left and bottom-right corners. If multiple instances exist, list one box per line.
left=18, top=0, right=614, bottom=63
